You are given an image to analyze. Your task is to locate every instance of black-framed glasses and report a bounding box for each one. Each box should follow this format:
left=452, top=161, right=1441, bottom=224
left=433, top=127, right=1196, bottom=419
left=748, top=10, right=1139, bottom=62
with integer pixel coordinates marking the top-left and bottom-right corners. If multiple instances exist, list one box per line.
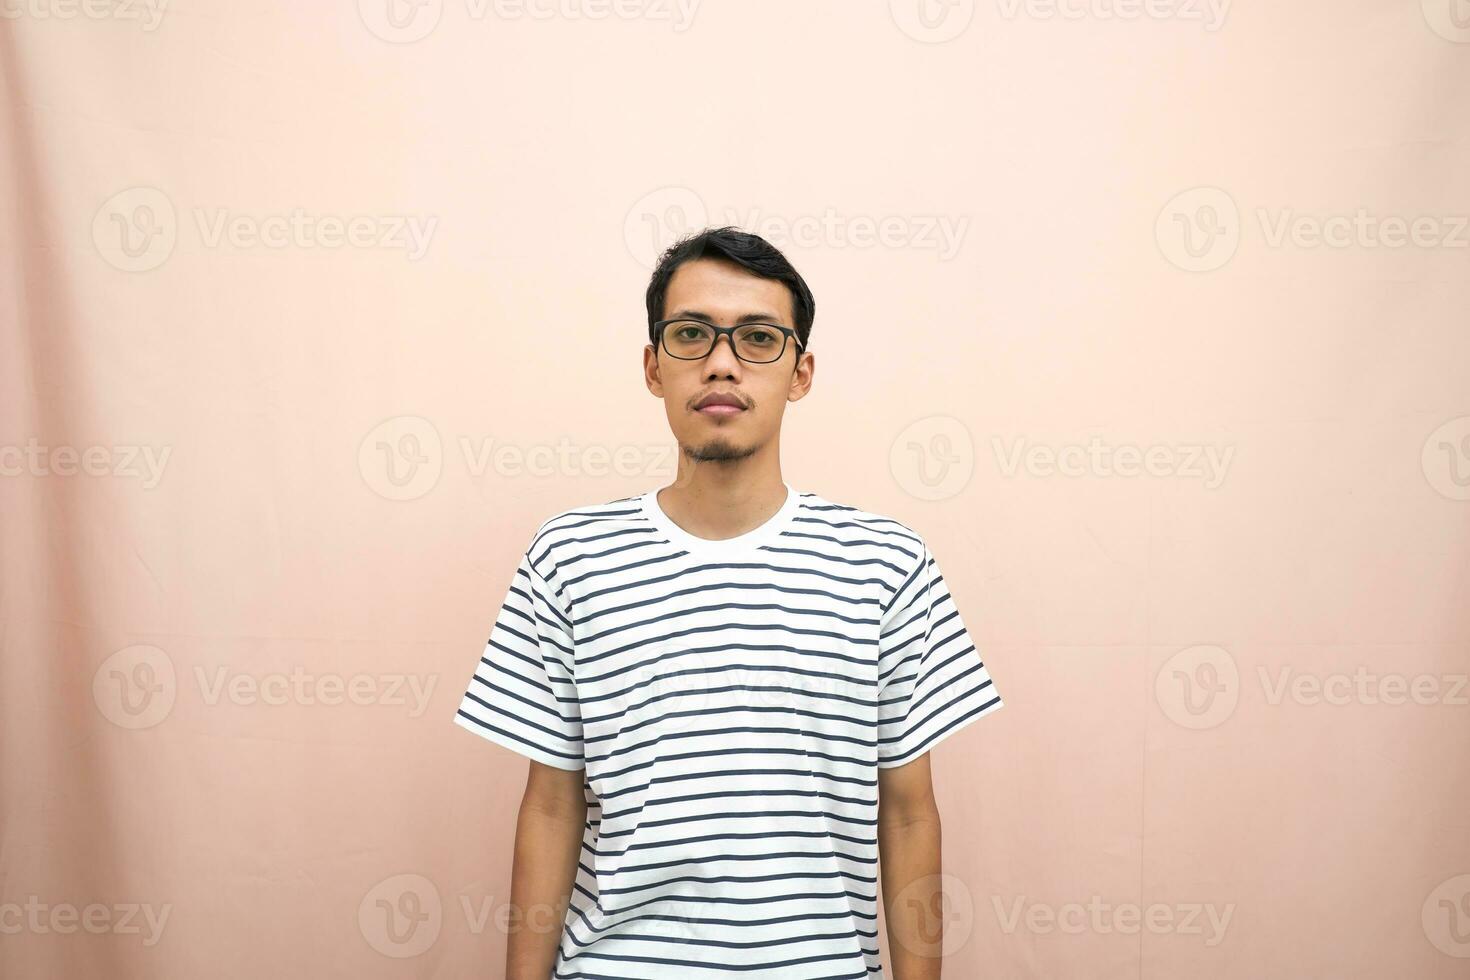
left=653, top=318, right=805, bottom=364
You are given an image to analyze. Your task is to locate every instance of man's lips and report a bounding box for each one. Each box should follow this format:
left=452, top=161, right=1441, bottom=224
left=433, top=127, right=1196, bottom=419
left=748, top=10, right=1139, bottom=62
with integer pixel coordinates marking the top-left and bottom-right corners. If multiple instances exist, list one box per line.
left=694, top=392, right=747, bottom=416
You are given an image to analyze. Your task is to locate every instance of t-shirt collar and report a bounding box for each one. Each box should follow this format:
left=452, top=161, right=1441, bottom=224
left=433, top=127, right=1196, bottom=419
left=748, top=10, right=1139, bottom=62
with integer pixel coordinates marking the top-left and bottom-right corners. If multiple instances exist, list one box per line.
left=641, top=482, right=800, bottom=556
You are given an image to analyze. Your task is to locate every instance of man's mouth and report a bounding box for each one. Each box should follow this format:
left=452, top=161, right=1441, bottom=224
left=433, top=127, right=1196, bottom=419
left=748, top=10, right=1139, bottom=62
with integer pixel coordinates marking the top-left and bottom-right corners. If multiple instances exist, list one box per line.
left=697, top=404, right=745, bottom=417
left=694, top=392, right=748, bottom=416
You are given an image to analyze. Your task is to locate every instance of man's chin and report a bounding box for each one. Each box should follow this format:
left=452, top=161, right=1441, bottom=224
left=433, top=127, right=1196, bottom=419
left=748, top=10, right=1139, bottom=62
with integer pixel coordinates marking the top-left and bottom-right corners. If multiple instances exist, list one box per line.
left=682, top=436, right=755, bottom=463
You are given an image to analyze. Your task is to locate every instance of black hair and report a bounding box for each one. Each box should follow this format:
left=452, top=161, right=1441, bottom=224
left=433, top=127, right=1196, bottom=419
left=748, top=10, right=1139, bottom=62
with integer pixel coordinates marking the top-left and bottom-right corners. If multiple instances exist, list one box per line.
left=645, top=226, right=815, bottom=353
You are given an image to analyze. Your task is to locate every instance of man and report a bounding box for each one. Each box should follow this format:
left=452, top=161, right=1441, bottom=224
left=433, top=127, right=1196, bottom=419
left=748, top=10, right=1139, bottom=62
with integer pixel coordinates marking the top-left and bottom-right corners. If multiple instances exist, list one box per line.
left=453, top=226, right=1005, bottom=979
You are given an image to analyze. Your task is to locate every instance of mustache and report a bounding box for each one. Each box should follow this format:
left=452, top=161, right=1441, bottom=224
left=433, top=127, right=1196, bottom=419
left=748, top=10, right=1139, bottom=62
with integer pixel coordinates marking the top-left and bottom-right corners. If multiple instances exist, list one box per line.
left=690, top=392, right=752, bottom=409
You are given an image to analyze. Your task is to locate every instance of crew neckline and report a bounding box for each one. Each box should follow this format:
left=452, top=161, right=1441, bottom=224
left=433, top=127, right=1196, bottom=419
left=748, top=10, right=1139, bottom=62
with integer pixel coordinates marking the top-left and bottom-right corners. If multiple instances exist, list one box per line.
left=641, top=482, right=801, bottom=556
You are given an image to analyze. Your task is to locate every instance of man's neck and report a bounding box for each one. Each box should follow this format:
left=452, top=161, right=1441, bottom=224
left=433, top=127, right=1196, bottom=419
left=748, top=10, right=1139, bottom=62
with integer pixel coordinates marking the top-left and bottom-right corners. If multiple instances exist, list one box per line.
left=655, top=470, right=789, bottom=542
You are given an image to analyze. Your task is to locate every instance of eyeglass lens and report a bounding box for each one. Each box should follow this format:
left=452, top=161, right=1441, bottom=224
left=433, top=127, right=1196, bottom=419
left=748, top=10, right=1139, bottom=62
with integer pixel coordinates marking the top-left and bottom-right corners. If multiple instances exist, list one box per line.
left=662, top=321, right=791, bottom=362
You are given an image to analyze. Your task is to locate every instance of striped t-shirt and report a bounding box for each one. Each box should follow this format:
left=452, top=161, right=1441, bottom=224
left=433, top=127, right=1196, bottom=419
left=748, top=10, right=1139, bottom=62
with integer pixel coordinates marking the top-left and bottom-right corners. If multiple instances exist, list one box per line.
left=453, top=482, right=1005, bottom=979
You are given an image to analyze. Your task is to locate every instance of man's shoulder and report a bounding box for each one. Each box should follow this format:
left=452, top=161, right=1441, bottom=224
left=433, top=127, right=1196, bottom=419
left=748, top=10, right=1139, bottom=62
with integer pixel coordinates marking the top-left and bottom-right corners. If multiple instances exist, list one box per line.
left=793, top=489, right=928, bottom=554
left=526, top=491, right=646, bottom=556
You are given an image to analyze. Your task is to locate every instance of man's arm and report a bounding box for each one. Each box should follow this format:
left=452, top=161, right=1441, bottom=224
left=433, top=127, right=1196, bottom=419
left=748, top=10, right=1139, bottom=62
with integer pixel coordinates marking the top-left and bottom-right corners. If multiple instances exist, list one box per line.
left=877, top=752, right=943, bottom=980
left=506, top=760, right=588, bottom=980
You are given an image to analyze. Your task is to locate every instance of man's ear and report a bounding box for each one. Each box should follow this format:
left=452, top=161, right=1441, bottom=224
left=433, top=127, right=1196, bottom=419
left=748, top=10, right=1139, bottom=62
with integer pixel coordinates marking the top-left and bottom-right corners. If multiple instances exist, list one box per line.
left=644, top=344, right=665, bottom=397
left=786, top=351, right=814, bottom=401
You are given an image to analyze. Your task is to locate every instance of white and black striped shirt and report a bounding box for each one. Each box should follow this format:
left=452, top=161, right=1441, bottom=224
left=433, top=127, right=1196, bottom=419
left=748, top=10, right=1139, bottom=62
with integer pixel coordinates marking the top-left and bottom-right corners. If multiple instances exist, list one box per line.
left=454, top=483, right=1005, bottom=979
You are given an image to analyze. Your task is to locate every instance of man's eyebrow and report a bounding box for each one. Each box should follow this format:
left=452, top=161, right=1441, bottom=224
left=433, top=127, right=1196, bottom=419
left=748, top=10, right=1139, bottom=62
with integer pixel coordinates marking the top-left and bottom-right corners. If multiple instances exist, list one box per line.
left=668, top=309, right=787, bottom=326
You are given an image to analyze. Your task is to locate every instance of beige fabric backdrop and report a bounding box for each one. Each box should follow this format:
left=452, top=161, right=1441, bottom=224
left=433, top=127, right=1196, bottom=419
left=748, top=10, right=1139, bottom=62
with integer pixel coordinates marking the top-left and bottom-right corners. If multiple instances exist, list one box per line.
left=3, top=1, right=1469, bottom=977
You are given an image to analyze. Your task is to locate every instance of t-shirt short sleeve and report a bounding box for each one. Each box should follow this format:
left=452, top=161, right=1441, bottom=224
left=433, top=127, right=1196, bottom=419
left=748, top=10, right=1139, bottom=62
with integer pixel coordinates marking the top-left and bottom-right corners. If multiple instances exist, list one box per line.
left=875, top=539, right=1004, bottom=769
left=453, top=546, right=585, bottom=771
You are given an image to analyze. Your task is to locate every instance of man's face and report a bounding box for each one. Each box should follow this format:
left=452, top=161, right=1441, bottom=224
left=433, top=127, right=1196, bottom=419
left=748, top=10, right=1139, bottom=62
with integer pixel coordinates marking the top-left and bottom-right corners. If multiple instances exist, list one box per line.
left=644, top=257, right=813, bottom=467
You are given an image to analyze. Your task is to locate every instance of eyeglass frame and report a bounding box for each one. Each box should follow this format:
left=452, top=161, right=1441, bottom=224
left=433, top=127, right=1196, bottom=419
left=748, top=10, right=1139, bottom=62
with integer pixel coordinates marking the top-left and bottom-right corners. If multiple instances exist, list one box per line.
left=652, top=317, right=807, bottom=364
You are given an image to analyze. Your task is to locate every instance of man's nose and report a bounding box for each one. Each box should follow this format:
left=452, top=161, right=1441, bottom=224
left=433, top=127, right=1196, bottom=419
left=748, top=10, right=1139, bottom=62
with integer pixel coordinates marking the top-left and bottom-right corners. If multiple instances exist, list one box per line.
left=704, top=334, right=742, bottom=375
